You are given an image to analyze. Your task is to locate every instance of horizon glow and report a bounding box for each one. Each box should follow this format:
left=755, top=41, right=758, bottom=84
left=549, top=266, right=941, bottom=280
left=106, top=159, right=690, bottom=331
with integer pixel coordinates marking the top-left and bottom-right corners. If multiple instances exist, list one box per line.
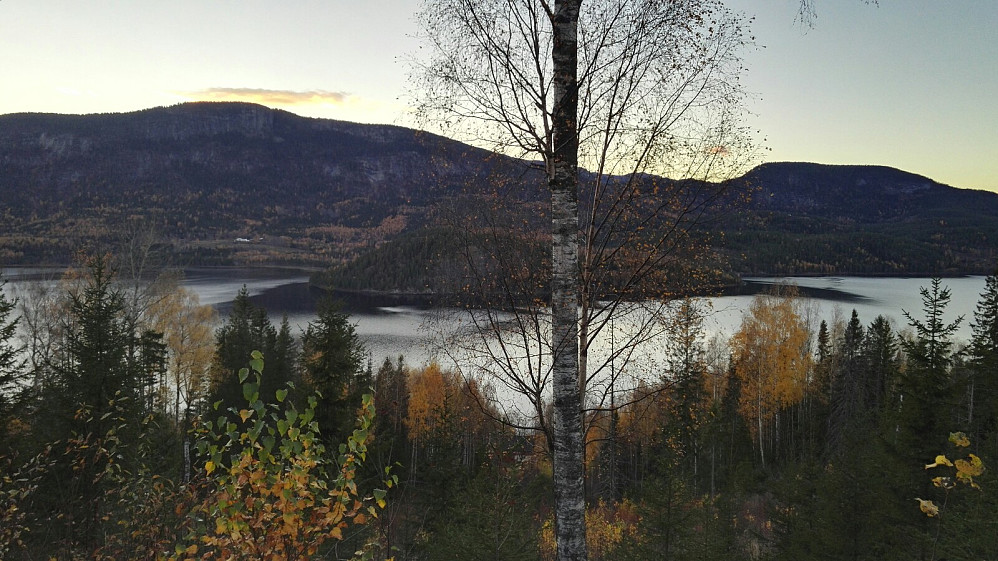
left=0, top=0, right=994, bottom=192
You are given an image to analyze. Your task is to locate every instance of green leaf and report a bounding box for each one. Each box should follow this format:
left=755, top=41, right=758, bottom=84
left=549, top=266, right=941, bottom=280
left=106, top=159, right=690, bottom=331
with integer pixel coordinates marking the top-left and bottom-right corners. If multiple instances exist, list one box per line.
left=353, top=428, right=368, bottom=444
left=243, top=381, right=259, bottom=403
left=262, top=435, right=276, bottom=457
left=238, top=367, right=249, bottom=384
left=249, top=351, right=264, bottom=374
left=275, top=388, right=288, bottom=403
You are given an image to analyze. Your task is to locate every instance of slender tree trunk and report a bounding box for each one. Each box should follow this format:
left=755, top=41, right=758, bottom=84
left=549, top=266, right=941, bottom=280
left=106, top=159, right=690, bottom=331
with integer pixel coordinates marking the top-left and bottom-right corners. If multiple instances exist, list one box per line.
left=549, top=1, right=586, bottom=560
left=757, top=391, right=765, bottom=468
left=710, top=440, right=716, bottom=499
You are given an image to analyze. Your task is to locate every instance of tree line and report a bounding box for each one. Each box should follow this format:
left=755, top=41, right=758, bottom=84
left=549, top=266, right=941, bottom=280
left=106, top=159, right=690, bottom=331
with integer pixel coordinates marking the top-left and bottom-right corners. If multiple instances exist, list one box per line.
left=2, top=252, right=996, bottom=559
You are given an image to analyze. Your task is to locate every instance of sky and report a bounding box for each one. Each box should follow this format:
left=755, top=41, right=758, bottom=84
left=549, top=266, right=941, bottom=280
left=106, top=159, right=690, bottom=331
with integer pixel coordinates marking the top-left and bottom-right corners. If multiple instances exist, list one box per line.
left=1, top=1, right=995, bottom=192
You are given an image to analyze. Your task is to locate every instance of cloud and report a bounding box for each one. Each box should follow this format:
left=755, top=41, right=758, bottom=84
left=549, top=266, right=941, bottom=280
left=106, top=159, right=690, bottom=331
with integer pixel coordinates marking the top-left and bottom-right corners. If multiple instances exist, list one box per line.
left=178, top=88, right=354, bottom=106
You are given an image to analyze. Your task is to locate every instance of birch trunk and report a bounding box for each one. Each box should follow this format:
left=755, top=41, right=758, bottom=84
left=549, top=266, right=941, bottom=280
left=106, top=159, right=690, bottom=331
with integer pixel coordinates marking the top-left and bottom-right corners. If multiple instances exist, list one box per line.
left=550, top=1, right=586, bottom=560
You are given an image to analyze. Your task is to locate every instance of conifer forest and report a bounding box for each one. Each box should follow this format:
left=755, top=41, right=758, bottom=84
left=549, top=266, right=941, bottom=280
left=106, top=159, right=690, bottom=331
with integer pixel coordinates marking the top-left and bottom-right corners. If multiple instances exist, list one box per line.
left=1, top=254, right=996, bottom=560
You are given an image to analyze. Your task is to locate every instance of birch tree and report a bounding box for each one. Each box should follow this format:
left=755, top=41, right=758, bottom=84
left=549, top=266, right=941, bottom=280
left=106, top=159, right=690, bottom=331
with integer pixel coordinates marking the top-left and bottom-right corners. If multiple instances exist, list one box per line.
left=730, top=286, right=812, bottom=467
left=149, top=287, right=217, bottom=427
left=413, top=1, right=753, bottom=559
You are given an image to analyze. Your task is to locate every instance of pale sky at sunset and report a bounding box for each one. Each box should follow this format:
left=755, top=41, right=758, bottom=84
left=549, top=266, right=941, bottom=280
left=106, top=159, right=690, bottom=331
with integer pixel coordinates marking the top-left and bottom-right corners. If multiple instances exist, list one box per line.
left=1, top=1, right=995, bottom=192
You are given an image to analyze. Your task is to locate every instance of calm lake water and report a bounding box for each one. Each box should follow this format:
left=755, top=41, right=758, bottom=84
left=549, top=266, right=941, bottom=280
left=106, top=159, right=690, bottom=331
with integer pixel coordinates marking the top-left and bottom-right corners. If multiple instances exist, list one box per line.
left=2, top=267, right=988, bottom=370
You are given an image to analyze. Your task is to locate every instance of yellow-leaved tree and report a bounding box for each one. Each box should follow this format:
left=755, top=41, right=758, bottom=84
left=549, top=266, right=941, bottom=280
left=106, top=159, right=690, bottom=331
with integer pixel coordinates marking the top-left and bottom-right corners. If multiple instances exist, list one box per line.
left=730, top=287, right=813, bottom=467
left=405, top=362, right=493, bottom=473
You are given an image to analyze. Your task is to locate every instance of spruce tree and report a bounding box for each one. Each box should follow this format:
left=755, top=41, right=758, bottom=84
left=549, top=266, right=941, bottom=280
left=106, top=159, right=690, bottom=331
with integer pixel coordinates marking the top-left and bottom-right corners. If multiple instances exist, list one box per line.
left=863, top=315, right=899, bottom=416
left=300, top=297, right=368, bottom=445
left=52, top=256, right=148, bottom=436
left=0, top=273, right=25, bottom=444
left=827, top=310, right=866, bottom=455
left=208, top=287, right=284, bottom=411
left=898, top=278, right=963, bottom=459
left=262, top=315, right=298, bottom=405
left=26, top=255, right=162, bottom=555
left=816, top=320, right=830, bottom=364
left=968, top=272, right=998, bottom=448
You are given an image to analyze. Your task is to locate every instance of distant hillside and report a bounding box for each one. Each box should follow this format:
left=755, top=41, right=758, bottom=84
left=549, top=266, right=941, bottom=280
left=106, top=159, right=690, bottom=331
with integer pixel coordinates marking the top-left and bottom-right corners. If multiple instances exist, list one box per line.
left=0, top=102, right=543, bottom=266
left=1, top=103, right=996, bottom=281
left=715, top=162, right=998, bottom=275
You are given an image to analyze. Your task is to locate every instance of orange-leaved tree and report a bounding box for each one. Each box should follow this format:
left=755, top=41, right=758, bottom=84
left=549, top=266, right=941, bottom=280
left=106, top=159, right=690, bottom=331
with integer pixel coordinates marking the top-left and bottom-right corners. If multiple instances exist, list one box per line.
left=172, top=351, right=393, bottom=561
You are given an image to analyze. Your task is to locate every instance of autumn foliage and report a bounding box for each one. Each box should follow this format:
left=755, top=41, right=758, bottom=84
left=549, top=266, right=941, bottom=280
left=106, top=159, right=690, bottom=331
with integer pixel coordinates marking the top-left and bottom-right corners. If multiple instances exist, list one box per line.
left=171, top=352, right=392, bottom=561
left=730, top=287, right=813, bottom=464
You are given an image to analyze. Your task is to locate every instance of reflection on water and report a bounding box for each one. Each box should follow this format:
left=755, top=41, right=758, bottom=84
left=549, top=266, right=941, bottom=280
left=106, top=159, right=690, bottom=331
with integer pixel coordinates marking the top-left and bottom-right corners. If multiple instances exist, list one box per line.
left=230, top=272, right=990, bottom=373
left=2, top=267, right=988, bottom=372
left=182, top=267, right=313, bottom=310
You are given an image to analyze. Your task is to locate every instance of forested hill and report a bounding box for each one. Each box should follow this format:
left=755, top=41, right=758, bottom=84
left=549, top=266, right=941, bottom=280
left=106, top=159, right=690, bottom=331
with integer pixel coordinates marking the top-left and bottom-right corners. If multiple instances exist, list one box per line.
left=1, top=102, right=996, bottom=276
left=0, top=102, right=544, bottom=266
left=718, top=162, right=998, bottom=275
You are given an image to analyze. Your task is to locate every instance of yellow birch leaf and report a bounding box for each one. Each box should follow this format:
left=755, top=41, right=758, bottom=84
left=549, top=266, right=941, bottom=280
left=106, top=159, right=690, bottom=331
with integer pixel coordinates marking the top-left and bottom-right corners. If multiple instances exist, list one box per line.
left=948, top=431, right=971, bottom=447
left=931, top=476, right=954, bottom=489
left=915, top=498, right=939, bottom=517
left=205, top=460, right=215, bottom=475
left=925, top=455, right=953, bottom=469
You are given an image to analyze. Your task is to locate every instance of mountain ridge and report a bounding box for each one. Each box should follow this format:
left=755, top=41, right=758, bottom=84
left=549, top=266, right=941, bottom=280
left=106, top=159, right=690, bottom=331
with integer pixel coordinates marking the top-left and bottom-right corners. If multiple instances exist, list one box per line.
left=1, top=102, right=995, bottom=277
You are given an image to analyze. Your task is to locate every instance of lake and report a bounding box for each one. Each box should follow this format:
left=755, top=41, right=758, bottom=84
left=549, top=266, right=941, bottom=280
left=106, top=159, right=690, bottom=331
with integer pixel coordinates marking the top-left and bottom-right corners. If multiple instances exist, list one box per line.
left=1, top=267, right=988, bottom=370
left=246, top=273, right=989, bottom=373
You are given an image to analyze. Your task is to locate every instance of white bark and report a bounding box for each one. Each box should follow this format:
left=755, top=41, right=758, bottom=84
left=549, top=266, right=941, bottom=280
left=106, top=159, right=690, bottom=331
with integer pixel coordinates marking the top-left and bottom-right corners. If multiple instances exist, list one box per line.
left=549, top=2, right=587, bottom=559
